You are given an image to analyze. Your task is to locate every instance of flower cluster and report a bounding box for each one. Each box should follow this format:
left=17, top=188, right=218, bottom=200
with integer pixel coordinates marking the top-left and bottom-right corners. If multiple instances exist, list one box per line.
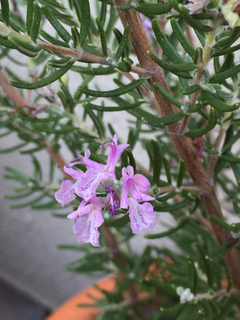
left=55, top=135, right=156, bottom=246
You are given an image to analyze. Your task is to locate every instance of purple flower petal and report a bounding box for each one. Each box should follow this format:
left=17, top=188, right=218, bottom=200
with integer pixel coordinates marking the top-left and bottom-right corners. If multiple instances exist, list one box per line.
left=120, top=165, right=156, bottom=233
left=69, top=197, right=104, bottom=247
left=103, top=134, right=129, bottom=171
left=55, top=180, right=76, bottom=207
left=129, top=199, right=156, bottom=234
left=75, top=168, right=105, bottom=201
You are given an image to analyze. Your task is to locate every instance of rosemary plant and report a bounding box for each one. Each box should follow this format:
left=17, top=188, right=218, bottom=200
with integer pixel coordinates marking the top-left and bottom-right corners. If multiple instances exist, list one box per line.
left=1, top=0, right=240, bottom=318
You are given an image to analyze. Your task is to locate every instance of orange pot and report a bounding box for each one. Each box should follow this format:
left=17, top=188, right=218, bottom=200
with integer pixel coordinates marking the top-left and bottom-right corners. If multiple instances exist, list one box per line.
left=44, top=277, right=116, bottom=320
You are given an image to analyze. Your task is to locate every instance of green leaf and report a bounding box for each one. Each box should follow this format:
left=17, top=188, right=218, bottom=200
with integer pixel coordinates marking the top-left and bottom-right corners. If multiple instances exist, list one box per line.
left=90, top=65, right=115, bottom=75
left=114, top=24, right=129, bottom=62
left=175, top=305, right=193, bottom=320
left=218, top=154, right=240, bottom=163
left=152, top=19, right=184, bottom=64
left=79, top=0, right=90, bottom=46
left=39, top=28, right=69, bottom=47
left=71, top=26, right=80, bottom=48
left=0, top=142, right=28, bottom=153
left=177, top=160, right=185, bottom=189
left=0, top=10, right=26, bottom=32
left=26, top=0, right=34, bottom=34
left=188, top=258, right=197, bottom=295
left=9, top=192, right=49, bottom=209
left=219, top=53, right=234, bottom=74
left=117, top=60, right=131, bottom=72
left=42, top=5, right=72, bottom=43
left=126, top=149, right=136, bottom=172
left=153, top=82, right=182, bottom=109
left=135, top=2, right=173, bottom=15
left=96, top=18, right=107, bottom=57
left=31, top=200, right=57, bottom=209
left=210, top=63, right=240, bottom=84
left=163, top=157, right=172, bottom=185
left=177, top=3, right=212, bottom=32
left=230, top=162, right=240, bottom=187
left=161, top=303, right=184, bottom=314
left=181, top=84, right=201, bottom=95
left=128, top=104, right=185, bottom=127
left=9, top=61, right=74, bottom=89
left=103, top=214, right=130, bottom=227
left=232, top=200, right=240, bottom=215
left=83, top=104, right=105, bottom=137
left=150, top=139, right=162, bottom=186
left=212, top=43, right=240, bottom=57
left=145, top=216, right=191, bottom=239
left=194, top=29, right=205, bottom=46
left=20, top=146, right=46, bottom=154
left=148, top=51, right=195, bottom=79
left=78, top=78, right=145, bottom=97
left=170, top=18, right=195, bottom=57
left=222, top=129, right=240, bottom=153
left=157, top=191, right=177, bottom=202
left=84, top=100, right=143, bottom=112
left=209, top=241, right=237, bottom=259
left=154, top=198, right=190, bottom=212
left=142, top=278, right=177, bottom=296
left=184, top=107, right=217, bottom=138
left=193, top=47, right=203, bottom=64
left=213, top=27, right=240, bottom=49
left=147, top=112, right=185, bottom=126
left=209, top=215, right=235, bottom=232
left=1, top=0, right=9, bottom=25
left=202, top=91, right=239, bottom=112
left=8, top=36, right=42, bottom=57
left=3, top=189, right=35, bottom=200
left=4, top=166, right=31, bottom=184
left=0, top=36, right=16, bottom=49
left=48, top=57, right=72, bottom=68
left=30, top=2, right=41, bottom=43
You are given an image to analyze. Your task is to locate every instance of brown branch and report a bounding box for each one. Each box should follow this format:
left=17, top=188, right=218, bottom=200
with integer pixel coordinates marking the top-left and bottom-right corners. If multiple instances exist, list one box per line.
left=113, top=1, right=240, bottom=289
left=40, top=42, right=110, bottom=65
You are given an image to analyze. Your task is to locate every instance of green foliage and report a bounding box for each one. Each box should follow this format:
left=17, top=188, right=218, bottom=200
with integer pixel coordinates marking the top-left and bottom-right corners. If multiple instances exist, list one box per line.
left=1, top=0, right=240, bottom=319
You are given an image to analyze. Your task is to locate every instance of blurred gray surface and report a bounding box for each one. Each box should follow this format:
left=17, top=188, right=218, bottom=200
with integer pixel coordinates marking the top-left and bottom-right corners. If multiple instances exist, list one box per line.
left=0, top=278, right=49, bottom=320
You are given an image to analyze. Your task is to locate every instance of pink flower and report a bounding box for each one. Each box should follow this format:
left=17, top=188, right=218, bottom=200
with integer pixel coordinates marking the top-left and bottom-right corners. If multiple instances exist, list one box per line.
left=63, top=134, right=129, bottom=202
left=67, top=197, right=104, bottom=247
left=55, top=134, right=129, bottom=246
left=55, top=136, right=157, bottom=246
left=55, top=180, right=76, bottom=207
left=120, top=166, right=156, bottom=233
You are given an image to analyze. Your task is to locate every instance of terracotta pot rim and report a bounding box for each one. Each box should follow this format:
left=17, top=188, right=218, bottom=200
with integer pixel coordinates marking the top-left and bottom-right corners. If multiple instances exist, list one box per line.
left=44, top=276, right=116, bottom=320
